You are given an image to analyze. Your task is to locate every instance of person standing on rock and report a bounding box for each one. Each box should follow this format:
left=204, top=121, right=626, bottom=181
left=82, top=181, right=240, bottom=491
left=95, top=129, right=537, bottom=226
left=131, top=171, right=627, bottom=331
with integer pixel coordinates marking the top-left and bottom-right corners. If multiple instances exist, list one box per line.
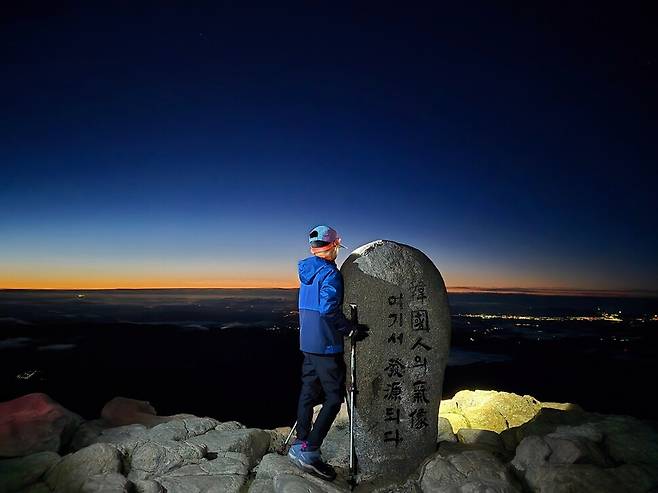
left=288, top=225, right=363, bottom=481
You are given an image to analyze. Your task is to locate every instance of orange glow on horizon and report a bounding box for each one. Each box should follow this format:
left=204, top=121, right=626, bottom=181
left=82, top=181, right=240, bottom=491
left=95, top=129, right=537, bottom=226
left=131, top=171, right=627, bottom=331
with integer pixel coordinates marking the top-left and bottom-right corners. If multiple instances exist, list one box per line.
left=1, top=264, right=654, bottom=296
left=0, top=268, right=299, bottom=290
left=1, top=279, right=654, bottom=297
left=0, top=275, right=299, bottom=290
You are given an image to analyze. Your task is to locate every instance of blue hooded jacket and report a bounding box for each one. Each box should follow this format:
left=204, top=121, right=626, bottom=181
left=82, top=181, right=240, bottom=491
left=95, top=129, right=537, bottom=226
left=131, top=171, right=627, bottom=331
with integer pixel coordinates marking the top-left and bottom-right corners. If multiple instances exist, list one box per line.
left=298, top=255, right=351, bottom=354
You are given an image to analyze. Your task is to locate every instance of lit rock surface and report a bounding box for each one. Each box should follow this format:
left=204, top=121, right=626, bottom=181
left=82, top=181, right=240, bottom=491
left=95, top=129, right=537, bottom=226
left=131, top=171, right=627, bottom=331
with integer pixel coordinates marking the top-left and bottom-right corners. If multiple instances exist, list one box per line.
left=2, top=391, right=658, bottom=491
left=340, top=240, right=452, bottom=483
left=439, top=390, right=543, bottom=433
left=265, top=426, right=292, bottom=454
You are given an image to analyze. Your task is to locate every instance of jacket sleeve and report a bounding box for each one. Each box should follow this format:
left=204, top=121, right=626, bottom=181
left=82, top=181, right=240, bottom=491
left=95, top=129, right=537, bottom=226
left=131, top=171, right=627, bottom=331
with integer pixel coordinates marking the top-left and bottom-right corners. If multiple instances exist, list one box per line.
left=319, top=269, right=352, bottom=336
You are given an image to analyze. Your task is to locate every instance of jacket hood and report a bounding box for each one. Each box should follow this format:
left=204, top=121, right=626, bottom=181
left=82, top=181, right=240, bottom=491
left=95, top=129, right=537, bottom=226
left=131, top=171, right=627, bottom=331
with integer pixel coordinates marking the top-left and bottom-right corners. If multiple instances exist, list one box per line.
left=298, top=256, right=335, bottom=285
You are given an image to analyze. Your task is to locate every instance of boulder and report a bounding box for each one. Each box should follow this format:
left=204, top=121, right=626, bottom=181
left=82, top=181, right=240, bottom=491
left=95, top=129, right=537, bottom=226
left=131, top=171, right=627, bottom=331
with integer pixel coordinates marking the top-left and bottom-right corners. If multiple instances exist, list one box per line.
left=150, top=453, right=251, bottom=492
left=522, top=464, right=641, bottom=493
left=439, top=390, right=542, bottom=434
left=156, top=474, right=245, bottom=493
left=512, top=430, right=609, bottom=471
left=511, top=429, right=624, bottom=492
left=132, top=479, right=164, bottom=493
left=510, top=436, right=551, bottom=473
left=20, top=483, right=51, bottom=493
left=544, top=435, right=608, bottom=467
left=265, top=426, right=292, bottom=454
left=457, top=428, right=504, bottom=452
left=124, top=416, right=250, bottom=481
left=508, top=410, right=658, bottom=473
left=248, top=479, right=277, bottom=493
left=437, top=417, right=457, bottom=443
left=611, top=463, right=658, bottom=492
left=551, top=423, right=603, bottom=443
left=187, top=428, right=270, bottom=469
left=438, top=412, right=469, bottom=434
left=80, top=472, right=130, bottom=492
left=541, top=402, right=584, bottom=412
left=95, top=423, right=148, bottom=446
left=215, top=421, right=246, bottom=432
left=160, top=451, right=250, bottom=476
left=0, top=393, right=83, bottom=457
left=369, top=479, right=423, bottom=492
left=44, top=443, right=122, bottom=493
left=100, top=397, right=195, bottom=428
left=71, top=419, right=112, bottom=451
left=101, top=397, right=161, bottom=428
left=128, top=439, right=206, bottom=480
left=595, top=414, right=658, bottom=465
left=499, top=407, right=590, bottom=451
left=0, top=451, right=60, bottom=493
left=420, top=449, right=520, bottom=492
left=145, top=416, right=219, bottom=442
left=250, top=453, right=347, bottom=493
left=273, top=473, right=327, bottom=493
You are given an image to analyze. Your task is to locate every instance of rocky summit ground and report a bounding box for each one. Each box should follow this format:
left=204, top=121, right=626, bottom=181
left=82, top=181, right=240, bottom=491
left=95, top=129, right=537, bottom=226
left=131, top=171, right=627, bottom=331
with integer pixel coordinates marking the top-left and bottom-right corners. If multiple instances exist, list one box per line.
left=1, top=390, right=658, bottom=492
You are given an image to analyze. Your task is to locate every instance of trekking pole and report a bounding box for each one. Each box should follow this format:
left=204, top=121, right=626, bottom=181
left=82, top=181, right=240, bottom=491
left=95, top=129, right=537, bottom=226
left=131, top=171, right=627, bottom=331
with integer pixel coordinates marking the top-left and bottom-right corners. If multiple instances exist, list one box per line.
left=348, top=303, right=358, bottom=489
left=281, top=421, right=297, bottom=453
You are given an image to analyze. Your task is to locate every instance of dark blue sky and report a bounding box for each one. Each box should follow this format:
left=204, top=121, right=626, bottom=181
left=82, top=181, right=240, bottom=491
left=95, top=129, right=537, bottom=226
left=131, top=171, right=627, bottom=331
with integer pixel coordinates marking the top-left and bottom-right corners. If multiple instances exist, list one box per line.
left=1, top=3, right=657, bottom=290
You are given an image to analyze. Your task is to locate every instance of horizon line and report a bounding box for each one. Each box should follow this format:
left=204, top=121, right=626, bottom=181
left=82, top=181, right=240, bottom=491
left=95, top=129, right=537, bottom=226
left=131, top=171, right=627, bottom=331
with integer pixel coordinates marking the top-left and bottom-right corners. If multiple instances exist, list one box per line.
left=1, top=285, right=657, bottom=298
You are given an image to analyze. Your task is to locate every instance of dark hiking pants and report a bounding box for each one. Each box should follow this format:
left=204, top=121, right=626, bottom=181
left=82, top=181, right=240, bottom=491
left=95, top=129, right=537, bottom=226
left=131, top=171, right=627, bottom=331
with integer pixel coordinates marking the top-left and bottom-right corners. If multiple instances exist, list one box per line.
left=296, top=351, right=346, bottom=448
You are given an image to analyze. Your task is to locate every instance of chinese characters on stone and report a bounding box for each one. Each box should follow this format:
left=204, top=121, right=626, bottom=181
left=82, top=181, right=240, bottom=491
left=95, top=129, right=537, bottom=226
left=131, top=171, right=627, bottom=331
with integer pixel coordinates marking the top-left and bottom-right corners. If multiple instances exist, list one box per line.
left=381, top=279, right=432, bottom=447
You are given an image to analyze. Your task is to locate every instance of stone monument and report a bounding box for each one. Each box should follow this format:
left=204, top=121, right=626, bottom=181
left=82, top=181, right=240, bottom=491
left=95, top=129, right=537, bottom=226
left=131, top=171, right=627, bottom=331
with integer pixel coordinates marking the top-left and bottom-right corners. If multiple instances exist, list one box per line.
left=340, top=240, right=451, bottom=484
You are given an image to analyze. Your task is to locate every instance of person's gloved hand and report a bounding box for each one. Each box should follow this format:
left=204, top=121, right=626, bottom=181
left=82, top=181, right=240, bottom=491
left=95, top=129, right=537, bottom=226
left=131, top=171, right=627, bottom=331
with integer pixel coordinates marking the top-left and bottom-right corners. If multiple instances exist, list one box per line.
left=350, top=324, right=370, bottom=342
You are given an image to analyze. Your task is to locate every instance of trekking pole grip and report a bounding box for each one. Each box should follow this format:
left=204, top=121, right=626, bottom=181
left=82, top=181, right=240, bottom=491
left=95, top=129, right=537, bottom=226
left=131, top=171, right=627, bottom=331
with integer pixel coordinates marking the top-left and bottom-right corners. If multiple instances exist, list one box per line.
left=349, top=303, right=358, bottom=328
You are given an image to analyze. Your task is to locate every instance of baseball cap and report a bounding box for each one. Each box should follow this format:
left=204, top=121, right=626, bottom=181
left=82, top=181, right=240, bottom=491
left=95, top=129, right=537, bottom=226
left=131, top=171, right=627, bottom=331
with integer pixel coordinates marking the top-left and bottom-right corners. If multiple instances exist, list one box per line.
left=308, top=225, right=346, bottom=252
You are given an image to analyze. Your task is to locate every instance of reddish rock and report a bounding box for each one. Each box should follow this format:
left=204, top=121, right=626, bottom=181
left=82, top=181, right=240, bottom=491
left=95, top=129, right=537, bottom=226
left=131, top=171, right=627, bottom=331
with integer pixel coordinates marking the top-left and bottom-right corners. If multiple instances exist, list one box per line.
left=0, top=393, right=83, bottom=458
left=101, top=397, right=176, bottom=428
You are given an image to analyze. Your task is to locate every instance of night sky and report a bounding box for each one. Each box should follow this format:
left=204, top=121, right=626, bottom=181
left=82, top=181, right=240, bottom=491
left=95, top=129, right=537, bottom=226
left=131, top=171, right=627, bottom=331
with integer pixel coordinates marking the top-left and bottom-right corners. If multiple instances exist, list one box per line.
left=1, top=3, right=656, bottom=291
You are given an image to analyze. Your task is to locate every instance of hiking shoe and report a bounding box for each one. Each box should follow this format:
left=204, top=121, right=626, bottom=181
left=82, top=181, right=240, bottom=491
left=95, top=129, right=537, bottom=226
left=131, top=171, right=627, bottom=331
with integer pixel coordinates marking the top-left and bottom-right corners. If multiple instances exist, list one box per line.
left=299, top=456, right=337, bottom=481
left=287, top=439, right=305, bottom=461
left=290, top=444, right=337, bottom=481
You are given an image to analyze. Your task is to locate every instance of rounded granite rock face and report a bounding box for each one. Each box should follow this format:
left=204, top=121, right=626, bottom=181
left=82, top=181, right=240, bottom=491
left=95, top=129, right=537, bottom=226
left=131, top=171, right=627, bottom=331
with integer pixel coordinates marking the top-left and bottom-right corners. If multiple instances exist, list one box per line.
left=439, top=390, right=544, bottom=434
left=340, top=240, right=452, bottom=484
left=0, top=393, right=83, bottom=458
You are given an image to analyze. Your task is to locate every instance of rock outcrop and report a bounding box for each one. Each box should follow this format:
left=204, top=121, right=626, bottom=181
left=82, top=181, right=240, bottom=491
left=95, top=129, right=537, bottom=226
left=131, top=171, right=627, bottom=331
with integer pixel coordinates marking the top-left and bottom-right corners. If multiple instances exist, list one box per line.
left=420, top=449, right=522, bottom=492
left=1, top=391, right=657, bottom=492
left=439, top=389, right=544, bottom=433
left=101, top=396, right=193, bottom=428
left=0, top=451, right=60, bottom=493
left=0, top=393, right=83, bottom=458
left=44, top=443, right=122, bottom=492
